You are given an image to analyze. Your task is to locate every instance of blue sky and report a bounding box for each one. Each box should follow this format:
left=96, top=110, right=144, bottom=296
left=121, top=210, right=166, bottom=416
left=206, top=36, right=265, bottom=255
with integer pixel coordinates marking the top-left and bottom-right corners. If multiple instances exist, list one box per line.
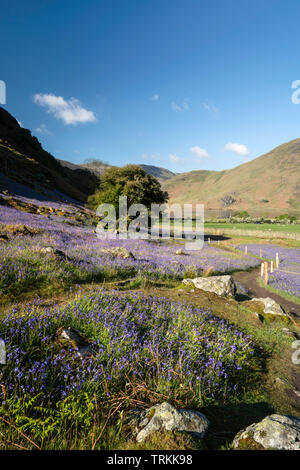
left=1, top=0, right=300, bottom=173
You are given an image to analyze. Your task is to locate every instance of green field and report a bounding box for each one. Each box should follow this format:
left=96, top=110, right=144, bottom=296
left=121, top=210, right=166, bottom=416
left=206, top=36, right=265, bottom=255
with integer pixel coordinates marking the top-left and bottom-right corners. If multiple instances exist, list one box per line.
left=204, top=222, right=300, bottom=233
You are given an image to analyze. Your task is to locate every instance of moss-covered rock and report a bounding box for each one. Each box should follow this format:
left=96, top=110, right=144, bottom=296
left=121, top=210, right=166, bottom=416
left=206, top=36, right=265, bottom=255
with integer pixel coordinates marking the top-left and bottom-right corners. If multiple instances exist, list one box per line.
left=233, top=414, right=300, bottom=450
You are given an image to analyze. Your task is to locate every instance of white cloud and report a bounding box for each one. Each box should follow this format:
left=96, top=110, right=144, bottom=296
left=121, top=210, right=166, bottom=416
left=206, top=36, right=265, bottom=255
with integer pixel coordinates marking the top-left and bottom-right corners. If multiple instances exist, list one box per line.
left=141, top=153, right=160, bottom=161
left=224, top=142, right=249, bottom=157
left=35, top=123, right=52, bottom=135
left=33, top=93, right=97, bottom=125
left=171, top=100, right=189, bottom=112
left=190, top=146, right=209, bottom=159
left=151, top=93, right=159, bottom=101
left=168, top=153, right=184, bottom=164
left=203, top=102, right=219, bottom=114
left=17, top=120, right=23, bottom=128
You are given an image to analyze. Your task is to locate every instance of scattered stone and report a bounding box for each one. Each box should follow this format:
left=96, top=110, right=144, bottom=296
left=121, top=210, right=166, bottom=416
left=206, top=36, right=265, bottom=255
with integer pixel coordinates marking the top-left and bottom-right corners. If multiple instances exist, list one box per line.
left=183, top=275, right=237, bottom=297
left=100, top=247, right=135, bottom=259
left=175, top=249, right=187, bottom=255
left=57, top=327, right=93, bottom=358
left=294, top=390, right=300, bottom=399
left=282, top=328, right=299, bottom=339
left=129, top=402, right=209, bottom=443
left=251, top=297, right=286, bottom=316
left=40, top=246, right=67, bottom=260
left=233, top=414, right=300, bottom=450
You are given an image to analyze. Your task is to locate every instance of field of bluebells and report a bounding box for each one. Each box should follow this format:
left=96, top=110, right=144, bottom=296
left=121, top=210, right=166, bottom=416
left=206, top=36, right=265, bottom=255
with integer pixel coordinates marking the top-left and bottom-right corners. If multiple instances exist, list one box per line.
left=238, top=244, right=300, bottom=299
left=0, top=289, right=257, bottom=447
left=0, top=203, right=260, bottom=302
left=0, top=198, right=266, bottom=448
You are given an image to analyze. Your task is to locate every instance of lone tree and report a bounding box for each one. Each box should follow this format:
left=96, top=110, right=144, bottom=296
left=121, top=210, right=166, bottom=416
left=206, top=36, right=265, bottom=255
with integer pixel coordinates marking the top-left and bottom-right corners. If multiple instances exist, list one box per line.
left=88, top=164, right=169, bottom=213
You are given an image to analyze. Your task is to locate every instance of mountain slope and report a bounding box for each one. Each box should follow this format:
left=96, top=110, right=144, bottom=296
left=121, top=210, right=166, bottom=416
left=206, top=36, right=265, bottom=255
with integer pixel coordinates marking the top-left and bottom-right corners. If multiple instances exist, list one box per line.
left=139, top=164, right=176, bottom=182
left=0, top=107, right=99, bottom=203
left=163, top=138, right=300, bottom=215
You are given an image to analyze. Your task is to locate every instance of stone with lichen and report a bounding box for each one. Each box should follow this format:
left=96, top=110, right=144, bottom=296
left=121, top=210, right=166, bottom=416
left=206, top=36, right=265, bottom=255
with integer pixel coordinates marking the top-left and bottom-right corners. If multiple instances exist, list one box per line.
left=129, top=402, right=209, bottom=443
left=233, top=414, right=300, bottom=450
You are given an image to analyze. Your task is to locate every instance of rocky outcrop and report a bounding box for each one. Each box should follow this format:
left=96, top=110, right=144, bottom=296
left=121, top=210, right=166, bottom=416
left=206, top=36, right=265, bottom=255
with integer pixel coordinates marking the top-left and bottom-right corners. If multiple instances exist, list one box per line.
left=233, top=414, right=300, bottom=450
left=129, top=402, right=209, bottom=443
left=183, top=275, right=237, bottom=297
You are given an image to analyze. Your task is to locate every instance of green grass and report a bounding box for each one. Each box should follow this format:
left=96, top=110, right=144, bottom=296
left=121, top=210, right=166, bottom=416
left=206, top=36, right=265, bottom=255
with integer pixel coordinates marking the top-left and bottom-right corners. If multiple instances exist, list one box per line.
left=204, top=222, right=300, bottom=233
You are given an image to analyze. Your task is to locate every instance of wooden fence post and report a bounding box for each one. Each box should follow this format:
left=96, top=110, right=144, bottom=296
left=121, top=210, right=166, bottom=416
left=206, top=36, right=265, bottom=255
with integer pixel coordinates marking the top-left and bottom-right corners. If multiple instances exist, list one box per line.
left=264, top=261, right=268, bottom=285
left=270, top=261, right=274, bottom=273
left=261, top=263, right=264, bottom=277
left=245, top=246, right=248, bottom=254
left=259, top=248, right=262, bottom=258
left=276, top=253, right=279, bottom=268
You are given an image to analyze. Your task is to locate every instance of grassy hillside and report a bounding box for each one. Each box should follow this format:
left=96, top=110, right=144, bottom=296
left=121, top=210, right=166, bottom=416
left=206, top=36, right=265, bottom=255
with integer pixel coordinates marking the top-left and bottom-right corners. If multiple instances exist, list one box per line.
left=163, top=138, right=300, bottom=216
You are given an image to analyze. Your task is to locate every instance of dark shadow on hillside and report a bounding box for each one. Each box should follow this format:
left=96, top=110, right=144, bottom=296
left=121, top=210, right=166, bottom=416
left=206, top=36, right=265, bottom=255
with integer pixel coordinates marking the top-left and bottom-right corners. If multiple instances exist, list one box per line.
left=0, top=172, right=81, bottom=204
left=202, top=401, right=274, bottom=449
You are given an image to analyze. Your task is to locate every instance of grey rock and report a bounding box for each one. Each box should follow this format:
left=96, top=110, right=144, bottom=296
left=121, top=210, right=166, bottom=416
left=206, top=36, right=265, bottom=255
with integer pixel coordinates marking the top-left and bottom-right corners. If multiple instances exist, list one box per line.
left=251, top=297, right=286, bottom=316
left=233, top=414, right=300, bottom=450
left=100, top=246, right=135, bottom=259
left=57, top=327, right=93, bottom=358
left=40, top=246, right=67, bottom=260
left=183, top=275, right=237, bottom=297
left=282, top=328, right=299, bottom=339
left=130, top=402, right=209, bottom=443
left=175, top=249, right=187, bottom=255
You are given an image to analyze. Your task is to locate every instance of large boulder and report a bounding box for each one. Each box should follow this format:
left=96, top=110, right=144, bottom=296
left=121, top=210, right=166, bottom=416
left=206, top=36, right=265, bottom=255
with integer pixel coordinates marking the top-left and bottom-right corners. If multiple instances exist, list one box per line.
left=183, top=275, right=237, bottom=297
left=251, top=297, right=286, bottom=316
left=233, top=414, right=300, bottom=450
left=129, top=402, right=209, bottom=443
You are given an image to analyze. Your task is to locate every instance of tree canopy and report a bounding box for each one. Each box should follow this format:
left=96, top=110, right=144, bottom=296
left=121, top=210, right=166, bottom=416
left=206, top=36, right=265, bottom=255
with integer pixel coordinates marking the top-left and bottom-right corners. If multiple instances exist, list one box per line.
left=88, top=164, right=169, bottom=212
